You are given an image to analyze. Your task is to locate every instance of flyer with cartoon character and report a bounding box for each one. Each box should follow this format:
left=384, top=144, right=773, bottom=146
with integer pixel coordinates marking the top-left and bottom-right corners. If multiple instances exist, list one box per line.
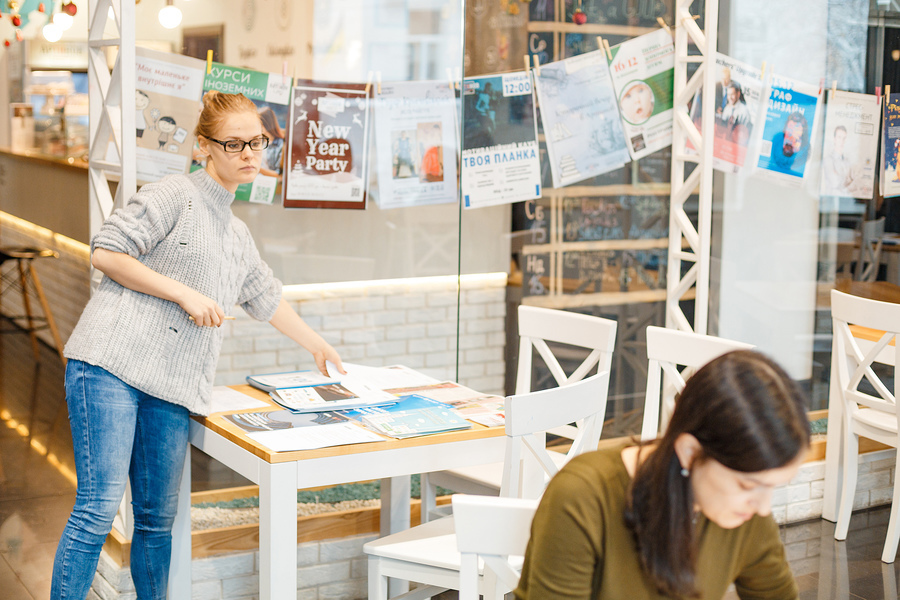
left=607, top=28, right=674, bottom=161
left=283, top=81, right=370, bottom=209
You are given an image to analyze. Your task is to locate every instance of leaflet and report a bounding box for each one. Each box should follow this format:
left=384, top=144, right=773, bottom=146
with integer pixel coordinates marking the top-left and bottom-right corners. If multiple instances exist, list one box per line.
left=270, top=380, right=397, bottom=413
left=248, top=423, right=385, bottom=452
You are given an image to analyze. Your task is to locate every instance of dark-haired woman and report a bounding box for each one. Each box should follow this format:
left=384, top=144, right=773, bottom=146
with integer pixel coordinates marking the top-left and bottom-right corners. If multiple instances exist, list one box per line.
left=515, top=350, right=810, bottom=600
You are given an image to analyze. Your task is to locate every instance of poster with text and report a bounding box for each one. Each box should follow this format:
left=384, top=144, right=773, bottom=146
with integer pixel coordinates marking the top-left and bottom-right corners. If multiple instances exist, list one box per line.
left=533, top=49, right=630, bottom=188
left=373, top=80, right=458, bottom=209
left=607, top=28, right=675, bottom=161
left=461, top=73, right=541, bottom=209
left=131, top=47, right=205, bottom=185
left=755, top=75, right=821, bottom=186
left=688, top=54, right=765, bottom=173
left=882, top=93, right=900, bottom=198
left=820, top=90, right=879, bottom=199
left=283, top=81, right=370, bottom=209
left=195, top=62, right=292, bottom=205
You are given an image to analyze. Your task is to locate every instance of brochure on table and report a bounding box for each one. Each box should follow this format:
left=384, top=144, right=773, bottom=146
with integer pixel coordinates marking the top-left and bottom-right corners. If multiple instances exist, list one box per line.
left=223, top=409, right=348, bottom=433
left=343, top=393, right=472, bottom=438
left=246, top=370, right=339, bottom=392
left=284, top=80, right=370, bottom=209
left=127, top=47, right=205, bottom=185
left=687, top=54, right=765, bottom=174
left=373, top=80, right=459, bottom=209
left=384, top=381, right=505, bottom=427
left=461, top=72, right=542, bottom=209
left=247, top=423, right=384, bottom=452
left=270, top=380, right=397, bottom=413
left=820, top=89, right=879, bottom=200
left=532, top=50, right=630, bottom=188
left=754, top=74, right=821, bottom=186
left=196, top=62, right=292, bottom=204
left=607, top=28, right=675, bottom=161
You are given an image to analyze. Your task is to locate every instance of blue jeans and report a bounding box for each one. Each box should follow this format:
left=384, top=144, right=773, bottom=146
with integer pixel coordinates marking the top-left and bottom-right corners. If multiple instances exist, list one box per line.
left=51, top=360, right=190, bottom=600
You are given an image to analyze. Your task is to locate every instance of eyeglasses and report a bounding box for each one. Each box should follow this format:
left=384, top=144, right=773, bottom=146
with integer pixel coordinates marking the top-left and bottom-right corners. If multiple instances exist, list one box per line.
left=205, top=135, right=269, bottom=153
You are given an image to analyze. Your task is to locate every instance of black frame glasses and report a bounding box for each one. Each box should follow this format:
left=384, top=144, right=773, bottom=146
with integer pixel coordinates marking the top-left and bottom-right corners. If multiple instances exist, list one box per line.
left=205, top=135, right=269, bottom=153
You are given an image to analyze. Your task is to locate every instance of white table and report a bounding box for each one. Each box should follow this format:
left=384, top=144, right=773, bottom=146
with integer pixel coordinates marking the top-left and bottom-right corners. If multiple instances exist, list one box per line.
left=168, top=384, right=506, bottom=599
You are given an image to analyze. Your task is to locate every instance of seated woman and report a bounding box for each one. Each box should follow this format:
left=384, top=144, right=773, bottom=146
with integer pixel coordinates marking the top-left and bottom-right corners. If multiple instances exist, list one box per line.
left=515, top=350, right=810, bottom=600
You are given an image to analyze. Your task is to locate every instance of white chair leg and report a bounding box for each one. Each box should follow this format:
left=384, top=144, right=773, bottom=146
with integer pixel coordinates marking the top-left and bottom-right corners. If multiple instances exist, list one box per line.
left=881, top=452, right=900, bottom=563
left=420, top=473, right=437, bottom=523
left=368, top=557, right=390, bottom=600
left=834, top=431, right=859, bottom=541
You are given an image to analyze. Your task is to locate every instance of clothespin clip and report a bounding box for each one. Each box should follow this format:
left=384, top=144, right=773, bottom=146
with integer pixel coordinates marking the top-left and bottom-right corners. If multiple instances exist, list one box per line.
left=206, top=50, right=212, bottom=75
left=376, top=71, right=382, bottom=95
left=524, top=54, right=531, bottom=73
left=365, top=71, right=373, bottom=96
left=601, top=38, right=612, bottom=61
left=876, top=86, right=882, bottom=104
left=818, top=77, right=824, bottom=96
left=656, top=16, right=672, bottom=36
left=282, top=61, right=288, bottom=86
left=532, top=54, right=541, bottom=77
left=831, top=80, right=837, bottom=98
left=760, top=61, right=766, bottom=80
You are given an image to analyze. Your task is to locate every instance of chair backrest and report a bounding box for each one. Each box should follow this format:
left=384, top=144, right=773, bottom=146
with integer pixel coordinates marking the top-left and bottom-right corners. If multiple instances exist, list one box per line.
left=640, top=326, right=754, bottom=441
left=831, top=290, right=900, bottom=421
left=454, top=494, right=539, bottom=600
left=856, top=217, right=885, bottom=282
left=501, top=371, right=610, bottom=498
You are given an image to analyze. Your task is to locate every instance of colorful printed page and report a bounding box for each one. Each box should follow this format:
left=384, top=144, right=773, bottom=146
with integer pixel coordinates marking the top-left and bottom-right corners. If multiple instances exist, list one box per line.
left=755, top=74, right=821, bottom=186
left=820, top=89, right=879, bottom=200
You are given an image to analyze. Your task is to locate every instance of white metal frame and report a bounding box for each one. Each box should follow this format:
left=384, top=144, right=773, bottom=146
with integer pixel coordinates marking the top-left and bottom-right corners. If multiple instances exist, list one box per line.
left=667, top=0, right=718, bottom=334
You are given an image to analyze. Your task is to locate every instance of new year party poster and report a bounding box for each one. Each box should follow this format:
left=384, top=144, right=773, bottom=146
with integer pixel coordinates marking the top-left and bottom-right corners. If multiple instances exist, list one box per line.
left=284, top=81, right=370, bottom=209
left=607, top=28, right=675, bottom=161
left=820, top=89, right=879, bottom=199
left=882, top=93, right=900, bottom=198
left=461, top=72, right=542, bottom=209
left=533, top=49, right=630, bottom=188
left=373, top=80, right=458, bottom=209
left=755, top=74, right=821, bottom=186
left=131, top=47, right=205, bottom=185
left=195, top=62, right=292, bottom=205
left=688, top=54, right=765, bottom=174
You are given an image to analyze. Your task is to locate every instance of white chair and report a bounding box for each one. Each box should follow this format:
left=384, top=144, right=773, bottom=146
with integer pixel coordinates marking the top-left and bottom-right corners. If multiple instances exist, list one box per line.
left=856, top=217, right=885, bottom=282
left=640, top=326, right=754, bottom=441
left=365, top=371, right=611, bottom=600
left=420, top=305, right=617, bottom=520
left=453, top=494, right=538, bottom=600
left=831, top=289, right=900, bottom=563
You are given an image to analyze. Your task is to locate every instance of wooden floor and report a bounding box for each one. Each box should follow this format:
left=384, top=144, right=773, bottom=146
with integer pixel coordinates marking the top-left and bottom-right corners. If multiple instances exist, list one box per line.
left=2, top=322, right=900, bottom=599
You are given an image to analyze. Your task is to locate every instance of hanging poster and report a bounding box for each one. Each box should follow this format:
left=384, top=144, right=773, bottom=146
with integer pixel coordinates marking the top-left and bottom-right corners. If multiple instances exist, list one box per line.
left=194, top=62, right=292, bottom=205
left=130, top=47, right=205, bottom=185
left=283, top=81, right=370, bottom=209
left=533, top=49, right=630, bottom=188
left=461, top=72, right=542, bottom=209
left=372, top=80, right=458, bottom=210
left=607, top=28, right=675, bottom=161
left=755, top=74, right=821, bottom=185
left=882, top=93, right=900, bottom=199
left=688, top=54, right=765, bottom=173
left=820, top=90, right=879, bottom=199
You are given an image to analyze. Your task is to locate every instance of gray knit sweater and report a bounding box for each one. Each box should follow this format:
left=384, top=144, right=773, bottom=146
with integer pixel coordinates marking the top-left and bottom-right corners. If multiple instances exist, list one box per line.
left=64, top=169, right=282, bottom=416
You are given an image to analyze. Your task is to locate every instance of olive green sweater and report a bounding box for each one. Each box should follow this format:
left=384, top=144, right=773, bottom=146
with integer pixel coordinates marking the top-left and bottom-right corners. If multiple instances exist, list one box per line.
left=515, top=446, right=798, bottom=600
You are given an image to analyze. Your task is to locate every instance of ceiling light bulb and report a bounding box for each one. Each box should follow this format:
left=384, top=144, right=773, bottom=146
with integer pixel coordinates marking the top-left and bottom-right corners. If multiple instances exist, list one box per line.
left=158, top=5, right=182, bottom=29
left=53, top=11, right=73, bottom=30
left=42, top=22, right=62, bottom=42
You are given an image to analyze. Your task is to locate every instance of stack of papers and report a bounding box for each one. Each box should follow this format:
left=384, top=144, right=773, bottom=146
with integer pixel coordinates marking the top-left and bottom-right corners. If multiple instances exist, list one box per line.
left=384, top=381, right=505, bottom=427
left=270, top=379, right=397, bottom=413
left=246, top=370, right=339, bottom=392
left=345, top=394, right=472, bottom=438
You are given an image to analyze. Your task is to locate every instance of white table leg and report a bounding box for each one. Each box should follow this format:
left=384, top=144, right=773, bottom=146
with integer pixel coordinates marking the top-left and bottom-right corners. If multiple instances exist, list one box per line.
left=381, top=476, right=412, bottom=597
left=260, top=461, right=298, bottom=599
left=822, top=335, right=843, bottom=522
left=169, top=444, right=192, bottom=598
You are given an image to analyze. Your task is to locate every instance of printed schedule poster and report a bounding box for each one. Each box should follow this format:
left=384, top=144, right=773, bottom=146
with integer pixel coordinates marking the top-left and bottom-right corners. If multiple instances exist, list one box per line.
left=607, top=28, right=675, bottom=161
left=373, top=80, right=458, bottom=209
left=461, top=73, right=541, bottom=209
left=820, top=90, right=879, bottom=200
left=283, top=81, right=370, bottom=209
left=882, top=93, right=900, bottom=198
left=130, top=47, right=205, bottom=185
left=199, top=62, right=292, bottom=205
left=533, top=49, right=630, bottom=188
left=755, top=75, right=821, bottom=185
left=688, top=54, right=765, bottom=174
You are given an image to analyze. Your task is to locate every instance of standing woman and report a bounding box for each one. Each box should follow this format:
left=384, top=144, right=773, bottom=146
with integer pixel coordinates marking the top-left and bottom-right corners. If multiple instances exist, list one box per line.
left=515, top=350, right=810, bottom=600
left=51, top=91, right=343, bottom=600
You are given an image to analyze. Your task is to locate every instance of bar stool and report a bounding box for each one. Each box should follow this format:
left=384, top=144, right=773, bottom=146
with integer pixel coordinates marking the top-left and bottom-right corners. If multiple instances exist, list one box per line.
left=0, top=246, right=66, bottom=364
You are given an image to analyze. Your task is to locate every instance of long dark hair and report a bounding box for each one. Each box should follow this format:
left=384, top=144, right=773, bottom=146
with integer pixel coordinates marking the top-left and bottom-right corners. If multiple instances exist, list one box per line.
left=624, top=350, right=810, bottom=598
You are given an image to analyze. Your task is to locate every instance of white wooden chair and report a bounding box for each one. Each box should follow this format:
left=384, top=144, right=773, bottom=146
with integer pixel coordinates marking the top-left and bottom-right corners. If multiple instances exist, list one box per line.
left=420, top=305, right=617, bottom=520
left=453, top=494, right=538, bottom=600
left=640, top=326, right=754, bottom=441
left=831, top=289, right=900, bottom=563
left=856, top=217, right=885, bottom=282
left=364, top=371, right=610, bottom=600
